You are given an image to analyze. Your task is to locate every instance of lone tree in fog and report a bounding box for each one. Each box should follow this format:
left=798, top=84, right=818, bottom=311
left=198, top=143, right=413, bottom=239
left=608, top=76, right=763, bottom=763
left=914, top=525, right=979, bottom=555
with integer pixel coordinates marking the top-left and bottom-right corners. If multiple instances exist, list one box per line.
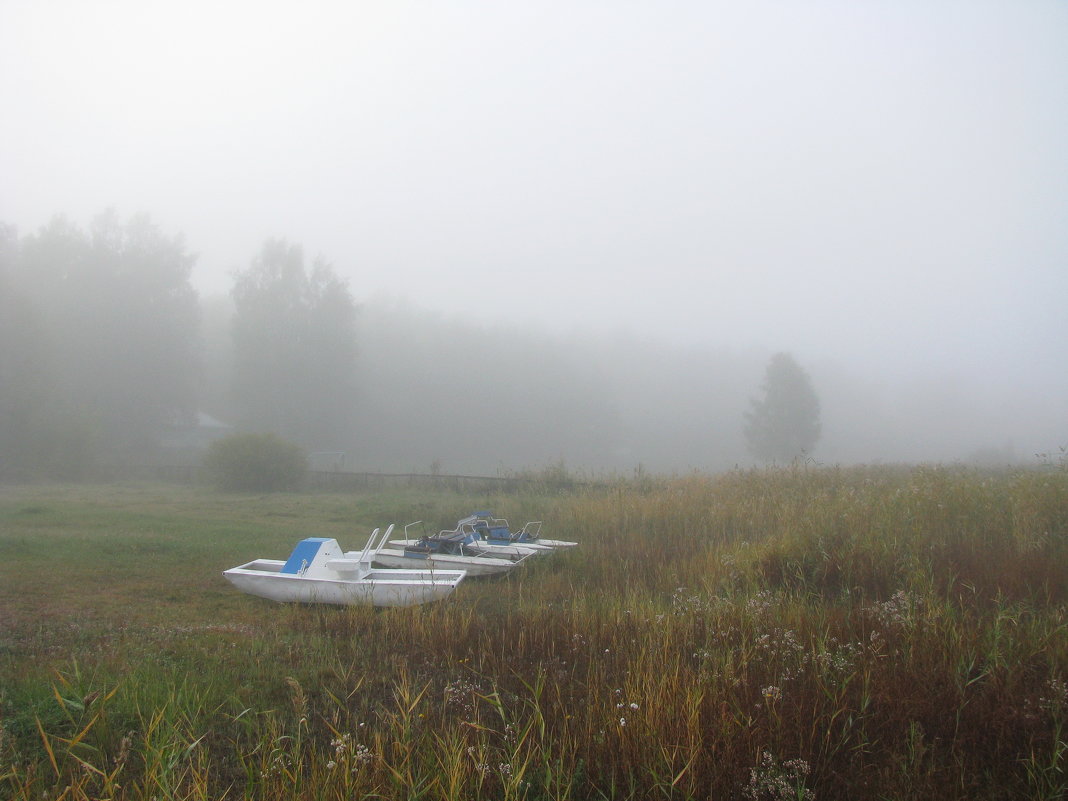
left=231, top=240, right=357, bottom=449
left=744, top=352, right=821, bottom=462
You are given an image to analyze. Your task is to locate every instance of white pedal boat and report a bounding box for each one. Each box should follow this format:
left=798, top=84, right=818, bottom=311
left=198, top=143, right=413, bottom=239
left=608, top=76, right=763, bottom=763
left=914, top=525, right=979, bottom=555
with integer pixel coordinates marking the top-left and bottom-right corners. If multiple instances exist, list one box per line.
left=223, top=526, right=465, bottom=607
left=466, top=512, right=578, bottom=550
left=390, top=520, right=544, bottom=559
left=370, top=522, right=529, bottom=576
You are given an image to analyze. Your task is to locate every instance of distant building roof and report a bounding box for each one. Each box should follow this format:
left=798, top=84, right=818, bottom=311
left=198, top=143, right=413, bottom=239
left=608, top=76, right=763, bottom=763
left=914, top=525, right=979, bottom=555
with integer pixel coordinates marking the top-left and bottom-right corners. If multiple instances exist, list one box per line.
left=196, top=412, right=231, bottom=430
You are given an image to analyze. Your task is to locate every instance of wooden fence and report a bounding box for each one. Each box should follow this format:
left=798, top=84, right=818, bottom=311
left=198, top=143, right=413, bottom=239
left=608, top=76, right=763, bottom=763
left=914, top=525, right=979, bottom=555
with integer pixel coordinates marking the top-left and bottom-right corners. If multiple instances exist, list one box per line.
left=304, top=470, right=542, bottom=493
left=119, top=465, right=568, bottom=493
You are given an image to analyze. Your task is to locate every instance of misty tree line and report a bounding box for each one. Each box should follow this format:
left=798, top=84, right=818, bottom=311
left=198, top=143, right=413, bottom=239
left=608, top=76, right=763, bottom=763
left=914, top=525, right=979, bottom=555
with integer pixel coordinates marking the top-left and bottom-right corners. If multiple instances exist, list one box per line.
left=0, top=212, right=822, bottom=480
left=0, top=214, right=360, bottom=478
left=1, top=214, right=200, bottom=477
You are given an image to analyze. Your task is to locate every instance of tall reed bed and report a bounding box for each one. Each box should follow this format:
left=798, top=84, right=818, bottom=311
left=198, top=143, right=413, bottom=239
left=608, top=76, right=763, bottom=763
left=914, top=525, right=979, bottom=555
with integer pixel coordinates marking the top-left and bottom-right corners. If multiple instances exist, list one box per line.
left=1, top=465, right=1066, bottom=799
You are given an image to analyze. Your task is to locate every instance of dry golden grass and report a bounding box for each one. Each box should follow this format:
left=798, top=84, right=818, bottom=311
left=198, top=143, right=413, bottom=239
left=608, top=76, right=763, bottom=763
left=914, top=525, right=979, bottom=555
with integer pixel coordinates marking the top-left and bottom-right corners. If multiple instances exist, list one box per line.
left=1, top=465, right=1066, bottom=799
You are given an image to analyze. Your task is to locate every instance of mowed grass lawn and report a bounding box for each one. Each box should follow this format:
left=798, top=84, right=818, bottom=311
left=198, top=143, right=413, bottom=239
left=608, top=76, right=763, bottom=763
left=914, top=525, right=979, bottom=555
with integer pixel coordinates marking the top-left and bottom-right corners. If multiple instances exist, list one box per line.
left=1, top=468, right=1066, bottom=800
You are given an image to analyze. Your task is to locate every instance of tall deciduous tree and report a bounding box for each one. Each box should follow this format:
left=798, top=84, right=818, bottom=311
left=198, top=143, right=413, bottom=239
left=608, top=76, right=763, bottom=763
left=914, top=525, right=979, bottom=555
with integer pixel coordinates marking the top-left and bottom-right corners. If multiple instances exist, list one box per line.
left=230, top=240, right=358, bottom=449
left=6, top=211, right=200, bottom=469
left=744, top=352, right=821, bottom=462
left=0, top=224, right=46, bottom=475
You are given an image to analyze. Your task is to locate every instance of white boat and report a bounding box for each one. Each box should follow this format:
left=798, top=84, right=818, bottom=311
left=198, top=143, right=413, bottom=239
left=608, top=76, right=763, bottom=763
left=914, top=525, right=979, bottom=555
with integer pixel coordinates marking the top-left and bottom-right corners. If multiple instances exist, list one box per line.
left=223, top=526, right=466, bottom=607
left=369, top=522, right=528, bottom=577
left=466, top=512, right=578, bottom=550
left=390, top=519, right=544, bottom=559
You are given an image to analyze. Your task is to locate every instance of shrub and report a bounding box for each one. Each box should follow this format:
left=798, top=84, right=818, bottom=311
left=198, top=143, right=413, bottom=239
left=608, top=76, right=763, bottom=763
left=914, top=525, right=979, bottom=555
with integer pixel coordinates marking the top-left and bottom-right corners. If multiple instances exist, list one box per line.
left=203, top=432, right=307, bottom=492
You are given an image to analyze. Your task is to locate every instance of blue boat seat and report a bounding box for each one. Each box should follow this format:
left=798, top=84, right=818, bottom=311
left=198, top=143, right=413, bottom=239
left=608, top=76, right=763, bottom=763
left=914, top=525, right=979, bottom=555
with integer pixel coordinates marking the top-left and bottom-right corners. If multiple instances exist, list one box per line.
left=281, top=538, right=332, bottom=575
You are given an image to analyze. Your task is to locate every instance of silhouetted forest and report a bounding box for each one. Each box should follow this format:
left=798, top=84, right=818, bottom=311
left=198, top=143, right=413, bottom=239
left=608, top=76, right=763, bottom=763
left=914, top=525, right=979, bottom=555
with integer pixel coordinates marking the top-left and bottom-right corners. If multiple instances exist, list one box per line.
left=0, top=214, right=1055, bottom=480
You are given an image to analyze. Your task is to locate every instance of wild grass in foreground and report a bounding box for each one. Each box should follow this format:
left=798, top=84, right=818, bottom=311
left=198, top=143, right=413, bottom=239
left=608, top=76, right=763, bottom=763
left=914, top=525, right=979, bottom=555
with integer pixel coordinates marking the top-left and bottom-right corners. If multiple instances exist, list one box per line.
left=1, top=465, right=1066, bottom=799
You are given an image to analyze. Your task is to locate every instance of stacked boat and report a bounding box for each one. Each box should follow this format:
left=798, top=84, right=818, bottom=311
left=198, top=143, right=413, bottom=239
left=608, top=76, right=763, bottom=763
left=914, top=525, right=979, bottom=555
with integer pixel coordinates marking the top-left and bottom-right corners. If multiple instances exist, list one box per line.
left=464, top=511, right=579, bottom=551
left=222, top=525, right=466, bottom=608
left=389, top=512, right=578, bottom=558
left=223, top=511, right=577, bottom=608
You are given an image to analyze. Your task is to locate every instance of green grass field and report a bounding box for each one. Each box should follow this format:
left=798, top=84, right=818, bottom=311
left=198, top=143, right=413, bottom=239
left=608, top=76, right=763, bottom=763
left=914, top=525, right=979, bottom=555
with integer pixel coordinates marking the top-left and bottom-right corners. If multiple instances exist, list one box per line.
left=1, top=466, right=1066, bottom=800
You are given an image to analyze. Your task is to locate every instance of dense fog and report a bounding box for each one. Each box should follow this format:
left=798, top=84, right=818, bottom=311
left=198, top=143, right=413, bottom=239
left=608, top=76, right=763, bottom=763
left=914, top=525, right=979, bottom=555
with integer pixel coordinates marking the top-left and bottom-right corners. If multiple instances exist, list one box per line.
left=0, top=220, right=1063, bottom=478
left=347, top=301, right=1062, bottom=474
left=1, top=1, right=1065, bottom=477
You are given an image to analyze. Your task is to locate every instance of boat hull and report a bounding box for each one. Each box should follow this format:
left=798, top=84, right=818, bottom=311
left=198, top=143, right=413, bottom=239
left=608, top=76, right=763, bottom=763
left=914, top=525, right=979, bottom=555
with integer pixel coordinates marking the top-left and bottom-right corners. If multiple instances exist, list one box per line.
left=525, top=538, right=578, bottom=549
left=371, top=547, right=520, bottom=576
left=482, top=538, right=579, bottom=551
left=223, top=559, right=463, bottom=607
left=389, top=538, right=541, bottom=559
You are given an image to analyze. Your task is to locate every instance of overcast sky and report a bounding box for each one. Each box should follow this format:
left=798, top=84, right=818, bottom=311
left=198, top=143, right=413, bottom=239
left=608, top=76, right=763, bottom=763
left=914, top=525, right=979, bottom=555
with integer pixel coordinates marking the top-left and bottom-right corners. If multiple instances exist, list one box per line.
left=3, top=0, right=1066, bottom=398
